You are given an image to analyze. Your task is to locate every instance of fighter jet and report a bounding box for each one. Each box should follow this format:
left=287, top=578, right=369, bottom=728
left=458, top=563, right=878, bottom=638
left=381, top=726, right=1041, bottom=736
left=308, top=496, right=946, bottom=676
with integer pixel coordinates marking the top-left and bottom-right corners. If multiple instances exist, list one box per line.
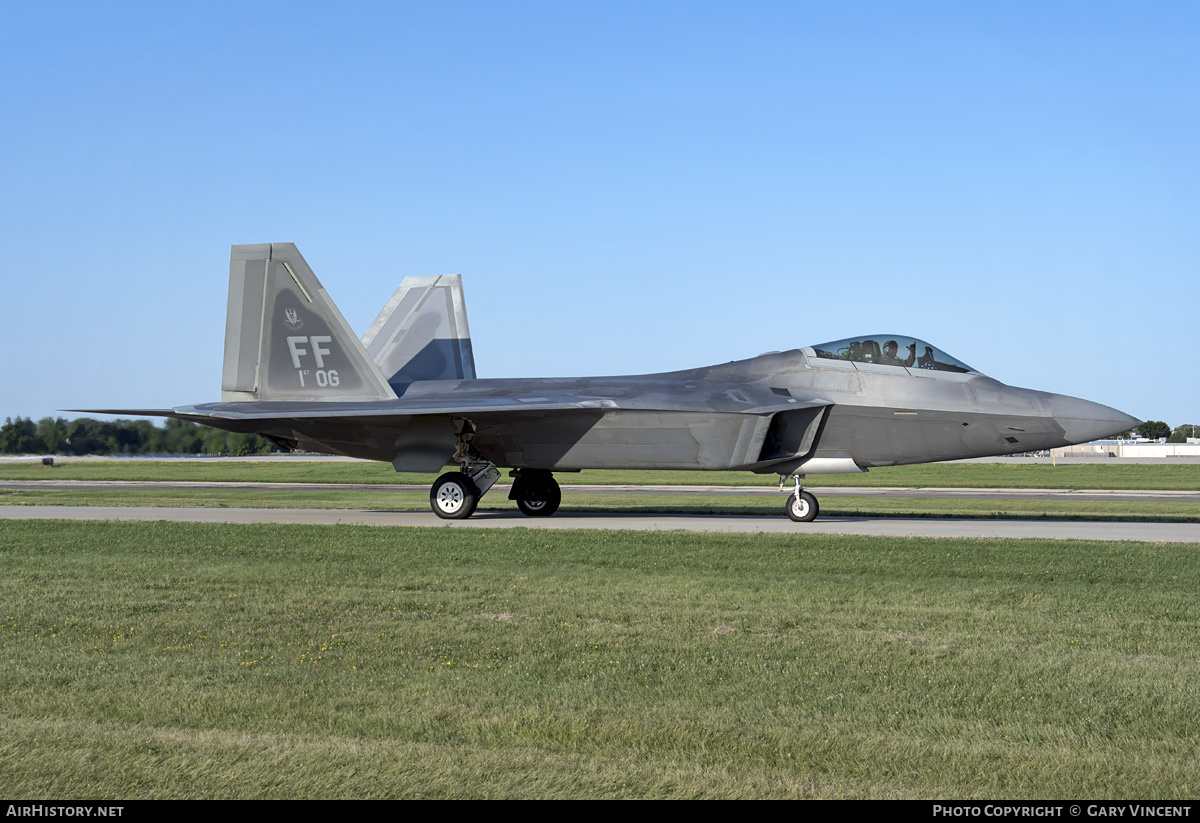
left=83, top=243, right=1139, bottom=522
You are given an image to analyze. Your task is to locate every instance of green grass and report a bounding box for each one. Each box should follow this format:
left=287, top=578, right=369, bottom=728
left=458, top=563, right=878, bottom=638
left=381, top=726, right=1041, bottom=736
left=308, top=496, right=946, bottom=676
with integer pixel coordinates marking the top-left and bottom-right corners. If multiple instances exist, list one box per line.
left=2, top=520, right=1198, bottom=798
left=3, top=486, right=1199, bottom=522
left=3, top=459, right=1200, bottom=489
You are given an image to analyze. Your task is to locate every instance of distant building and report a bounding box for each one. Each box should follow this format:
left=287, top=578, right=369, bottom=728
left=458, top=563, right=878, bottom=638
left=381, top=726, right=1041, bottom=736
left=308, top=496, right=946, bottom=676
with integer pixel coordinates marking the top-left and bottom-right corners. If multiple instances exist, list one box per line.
left=1050, top=442, right=1200, bottom=458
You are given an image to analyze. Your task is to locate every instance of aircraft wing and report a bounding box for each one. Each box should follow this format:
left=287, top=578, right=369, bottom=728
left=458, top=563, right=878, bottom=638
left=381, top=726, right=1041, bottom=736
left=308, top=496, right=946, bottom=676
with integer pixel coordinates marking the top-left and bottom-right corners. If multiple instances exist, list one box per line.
left=77, top=381, right=826, bottom=422
left=72, top=384, right=831, bottom=472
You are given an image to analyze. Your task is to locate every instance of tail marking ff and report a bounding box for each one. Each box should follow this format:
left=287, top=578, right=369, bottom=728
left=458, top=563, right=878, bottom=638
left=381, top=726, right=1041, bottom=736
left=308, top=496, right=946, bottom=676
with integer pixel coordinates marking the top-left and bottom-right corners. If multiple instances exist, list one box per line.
left=221, top=243, right=396, bottom=402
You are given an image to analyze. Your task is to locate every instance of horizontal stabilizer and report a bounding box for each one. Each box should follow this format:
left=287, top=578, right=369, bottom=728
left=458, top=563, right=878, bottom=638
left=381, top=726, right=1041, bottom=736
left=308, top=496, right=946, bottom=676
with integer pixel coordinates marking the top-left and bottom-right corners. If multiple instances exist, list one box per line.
left=64, top=408, right=180, bottom=416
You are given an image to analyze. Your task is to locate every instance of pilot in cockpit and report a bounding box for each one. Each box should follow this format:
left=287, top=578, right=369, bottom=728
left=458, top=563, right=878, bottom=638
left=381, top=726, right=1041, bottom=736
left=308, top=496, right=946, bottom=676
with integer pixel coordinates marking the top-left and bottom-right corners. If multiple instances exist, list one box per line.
left=880, top=339, right=916, bottom=367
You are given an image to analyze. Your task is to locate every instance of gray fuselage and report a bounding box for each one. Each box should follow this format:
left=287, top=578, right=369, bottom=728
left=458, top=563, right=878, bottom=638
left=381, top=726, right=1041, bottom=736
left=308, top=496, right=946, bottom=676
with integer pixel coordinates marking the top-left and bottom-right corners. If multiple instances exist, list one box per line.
left=252, top=345, right=1133, bottom=475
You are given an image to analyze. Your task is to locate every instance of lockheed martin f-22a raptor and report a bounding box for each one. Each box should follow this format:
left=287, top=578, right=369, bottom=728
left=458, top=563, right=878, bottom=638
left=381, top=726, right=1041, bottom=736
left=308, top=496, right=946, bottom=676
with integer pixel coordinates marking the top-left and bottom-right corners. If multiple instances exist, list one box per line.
left=81, top=243, right=1140, bottom=522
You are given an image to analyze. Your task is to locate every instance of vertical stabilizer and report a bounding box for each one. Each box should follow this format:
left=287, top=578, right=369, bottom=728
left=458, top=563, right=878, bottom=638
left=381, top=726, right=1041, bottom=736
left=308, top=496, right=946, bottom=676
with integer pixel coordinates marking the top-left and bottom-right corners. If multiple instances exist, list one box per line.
left=361, top=274, right=476, bottom=390
left=220, top=243, right=397, bottom=402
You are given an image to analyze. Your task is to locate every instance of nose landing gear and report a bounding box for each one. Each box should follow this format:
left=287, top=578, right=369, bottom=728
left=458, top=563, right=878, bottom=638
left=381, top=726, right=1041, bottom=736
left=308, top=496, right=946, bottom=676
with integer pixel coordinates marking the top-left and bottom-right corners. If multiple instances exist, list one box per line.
left=780, top=473, right=819, bottom=522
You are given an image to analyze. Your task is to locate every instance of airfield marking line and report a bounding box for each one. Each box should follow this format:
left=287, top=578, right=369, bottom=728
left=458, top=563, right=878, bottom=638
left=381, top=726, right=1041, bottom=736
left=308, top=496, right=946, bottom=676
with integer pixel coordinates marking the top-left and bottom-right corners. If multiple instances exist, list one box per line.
left=2, top=505, right=1198, bottom=542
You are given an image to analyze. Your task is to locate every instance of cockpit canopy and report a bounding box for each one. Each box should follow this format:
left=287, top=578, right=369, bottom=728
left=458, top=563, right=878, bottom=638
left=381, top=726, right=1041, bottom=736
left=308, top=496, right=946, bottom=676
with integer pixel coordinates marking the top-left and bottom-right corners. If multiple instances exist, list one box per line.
left=810, top=335, right=975, bottom=373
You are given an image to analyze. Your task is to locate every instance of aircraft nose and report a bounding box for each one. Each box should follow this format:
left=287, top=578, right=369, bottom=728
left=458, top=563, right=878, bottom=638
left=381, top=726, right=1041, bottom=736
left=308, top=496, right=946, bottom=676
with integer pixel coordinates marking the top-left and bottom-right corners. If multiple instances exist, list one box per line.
left=1044, top=394, right=1140, bottom=445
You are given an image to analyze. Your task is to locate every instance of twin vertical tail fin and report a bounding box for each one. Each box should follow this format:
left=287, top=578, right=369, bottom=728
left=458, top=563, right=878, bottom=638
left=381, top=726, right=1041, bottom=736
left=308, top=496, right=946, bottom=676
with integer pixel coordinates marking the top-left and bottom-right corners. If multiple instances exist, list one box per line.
left=361, top=274, right=476, bottom=392
left=221, top=243, right=397, bottom=402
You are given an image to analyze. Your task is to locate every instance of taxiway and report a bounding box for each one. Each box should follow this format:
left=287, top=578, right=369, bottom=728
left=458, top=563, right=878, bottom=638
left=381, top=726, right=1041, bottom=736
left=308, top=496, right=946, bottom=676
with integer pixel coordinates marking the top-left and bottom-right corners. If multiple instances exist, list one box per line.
left=2, top=503, right=1197, bottom=542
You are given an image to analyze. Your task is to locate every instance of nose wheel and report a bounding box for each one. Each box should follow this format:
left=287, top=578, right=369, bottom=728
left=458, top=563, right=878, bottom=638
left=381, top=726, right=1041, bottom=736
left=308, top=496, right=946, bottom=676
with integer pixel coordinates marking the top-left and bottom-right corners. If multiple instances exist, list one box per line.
left=786, top=489, right=819, bottom=522
left=781, top=474, right=819, bottom=522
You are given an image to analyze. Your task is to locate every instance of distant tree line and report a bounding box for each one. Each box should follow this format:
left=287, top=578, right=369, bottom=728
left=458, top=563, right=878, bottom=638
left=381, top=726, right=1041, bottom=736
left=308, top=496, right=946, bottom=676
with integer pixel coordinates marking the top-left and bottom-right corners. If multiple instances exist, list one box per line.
left=1167, top=423, right=1199, bottom=443
left=0, top=416, right=277, bottom=456
left=1107, top=421, right=1197, bottom=442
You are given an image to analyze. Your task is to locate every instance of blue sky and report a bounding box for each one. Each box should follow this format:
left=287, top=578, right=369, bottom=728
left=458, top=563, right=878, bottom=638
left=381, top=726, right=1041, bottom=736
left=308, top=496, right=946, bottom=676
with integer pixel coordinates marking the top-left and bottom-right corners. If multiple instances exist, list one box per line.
left=2, top=1, right=1196, bottom=426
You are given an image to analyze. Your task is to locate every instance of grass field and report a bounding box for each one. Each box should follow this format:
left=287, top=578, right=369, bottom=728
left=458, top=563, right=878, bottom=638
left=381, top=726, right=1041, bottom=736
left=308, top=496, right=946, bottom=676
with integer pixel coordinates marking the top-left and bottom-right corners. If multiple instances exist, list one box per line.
left=2, top=520, right=1198, bottom=799
left=4, top=459, right=1200, bottom=490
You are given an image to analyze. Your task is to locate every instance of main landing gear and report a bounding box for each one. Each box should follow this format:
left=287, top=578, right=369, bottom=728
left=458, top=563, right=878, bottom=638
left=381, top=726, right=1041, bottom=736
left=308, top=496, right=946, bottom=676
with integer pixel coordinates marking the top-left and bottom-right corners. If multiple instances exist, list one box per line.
left=780, top=473, right=819, bottom=522
left=508, top=469, right=561, bottom=517
left=428, top=468, right=563, bottom=520
left=429, top=418, right=500, bottom=520
left=430, top=469, right=492, bottom=520
left=427, top=419, right=561, bottom=520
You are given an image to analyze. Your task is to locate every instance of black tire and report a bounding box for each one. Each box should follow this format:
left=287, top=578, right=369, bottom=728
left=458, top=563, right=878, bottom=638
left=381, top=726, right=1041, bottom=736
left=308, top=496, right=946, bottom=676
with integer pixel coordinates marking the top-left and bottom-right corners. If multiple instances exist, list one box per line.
left=515, top=476, right=561, bottom=517
left=430, top=472, right=480, bottom=520
left=786, top=490, right=818, bottom=522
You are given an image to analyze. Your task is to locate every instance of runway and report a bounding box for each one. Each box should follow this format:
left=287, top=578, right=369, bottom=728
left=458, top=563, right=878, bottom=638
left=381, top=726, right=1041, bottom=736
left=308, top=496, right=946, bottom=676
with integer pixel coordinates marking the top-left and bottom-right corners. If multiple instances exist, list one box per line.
left=4, top=479, right=1199, bottom=503
left=3, top=478, right=1197, bottom=541
left=3, top=503, right=1198, bottom=542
